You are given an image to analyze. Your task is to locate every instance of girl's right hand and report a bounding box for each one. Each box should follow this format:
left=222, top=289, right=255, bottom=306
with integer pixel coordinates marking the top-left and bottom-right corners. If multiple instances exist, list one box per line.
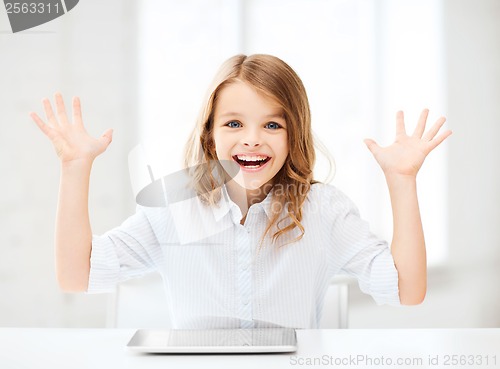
left=30, top=93, right=113, bottom=164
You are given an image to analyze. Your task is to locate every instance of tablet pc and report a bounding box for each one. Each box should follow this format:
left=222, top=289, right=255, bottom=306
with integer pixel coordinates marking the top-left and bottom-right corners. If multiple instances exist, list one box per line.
left=126, top=328, right=297, bottom=353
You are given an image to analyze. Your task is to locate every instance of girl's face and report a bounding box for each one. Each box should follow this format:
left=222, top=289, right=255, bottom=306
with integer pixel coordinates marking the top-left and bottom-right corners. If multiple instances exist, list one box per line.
left=212, top=80, right=289, bottom=191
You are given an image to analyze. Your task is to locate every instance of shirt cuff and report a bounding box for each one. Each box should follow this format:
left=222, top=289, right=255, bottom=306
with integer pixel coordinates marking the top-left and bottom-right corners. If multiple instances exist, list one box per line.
left=86, top=234, right=120, bottom=294
left=369, top=250, right=401, bottom=306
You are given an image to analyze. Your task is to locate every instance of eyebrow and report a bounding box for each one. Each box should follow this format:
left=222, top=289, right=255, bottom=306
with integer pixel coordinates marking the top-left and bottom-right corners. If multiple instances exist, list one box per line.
left=217, top=112, right=285, bottom=120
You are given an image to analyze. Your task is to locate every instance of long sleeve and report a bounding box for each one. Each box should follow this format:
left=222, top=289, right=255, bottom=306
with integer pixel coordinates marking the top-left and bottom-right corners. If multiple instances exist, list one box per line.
left=87, top=206, right=164, bottom=293
left=322, top=185, right=401, bottom=306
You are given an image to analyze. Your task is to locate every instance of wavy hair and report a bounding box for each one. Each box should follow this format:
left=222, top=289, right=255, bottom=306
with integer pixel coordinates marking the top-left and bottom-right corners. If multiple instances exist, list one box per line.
left=184, top=54, right=317, bottom=245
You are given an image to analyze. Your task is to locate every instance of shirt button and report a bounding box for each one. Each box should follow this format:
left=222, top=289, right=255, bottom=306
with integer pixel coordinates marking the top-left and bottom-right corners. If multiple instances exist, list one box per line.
left=243, top=299, right=250, bottom=305
left=242, top=263, right=249, bottom=271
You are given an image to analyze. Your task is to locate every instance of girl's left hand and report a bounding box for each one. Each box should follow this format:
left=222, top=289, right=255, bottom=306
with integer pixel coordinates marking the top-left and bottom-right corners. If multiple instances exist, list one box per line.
left=364, top=109, right=452, bottom=178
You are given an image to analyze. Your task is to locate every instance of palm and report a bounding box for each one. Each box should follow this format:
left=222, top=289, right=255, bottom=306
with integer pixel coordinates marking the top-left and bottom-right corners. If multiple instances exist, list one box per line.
left=30, top=94, right=113, bottom=163
left=365, top=110, right=452, bottom=177
left=48, top=121, right=106, bottom=162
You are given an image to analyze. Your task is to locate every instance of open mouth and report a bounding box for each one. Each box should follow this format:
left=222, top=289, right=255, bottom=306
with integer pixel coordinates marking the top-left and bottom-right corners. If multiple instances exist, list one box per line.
left=232, top=154, right=271, bottom=169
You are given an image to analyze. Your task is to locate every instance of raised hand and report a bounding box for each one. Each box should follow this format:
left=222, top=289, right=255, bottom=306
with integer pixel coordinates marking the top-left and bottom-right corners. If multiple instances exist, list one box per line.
left=30, top=93, right=113, bottom=163
left=364, top=109, right=452, bottom=178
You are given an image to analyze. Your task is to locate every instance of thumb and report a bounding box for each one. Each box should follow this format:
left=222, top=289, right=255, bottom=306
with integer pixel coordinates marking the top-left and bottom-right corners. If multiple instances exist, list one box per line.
left=363, top=138, right=380, bottom=155
left=100, top=128, right=113, bottom=147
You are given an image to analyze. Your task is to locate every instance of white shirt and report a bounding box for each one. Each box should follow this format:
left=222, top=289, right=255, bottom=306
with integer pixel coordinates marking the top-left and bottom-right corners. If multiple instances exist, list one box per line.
left=88, top=183, right=400, bottom=329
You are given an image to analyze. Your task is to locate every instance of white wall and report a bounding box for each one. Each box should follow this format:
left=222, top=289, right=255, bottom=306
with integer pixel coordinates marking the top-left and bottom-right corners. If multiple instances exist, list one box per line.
left=348, top=0, right=500, bottom=328
left=0, top=0, right=137, bottom=327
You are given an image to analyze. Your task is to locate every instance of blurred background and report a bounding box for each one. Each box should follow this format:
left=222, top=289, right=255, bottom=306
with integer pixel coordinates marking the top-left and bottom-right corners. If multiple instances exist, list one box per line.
left=0, top=0, right=498, bottom=328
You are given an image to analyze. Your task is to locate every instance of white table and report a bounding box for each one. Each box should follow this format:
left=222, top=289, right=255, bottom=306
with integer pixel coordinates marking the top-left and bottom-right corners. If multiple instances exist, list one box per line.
left=0, top=328, right=499, bottom=369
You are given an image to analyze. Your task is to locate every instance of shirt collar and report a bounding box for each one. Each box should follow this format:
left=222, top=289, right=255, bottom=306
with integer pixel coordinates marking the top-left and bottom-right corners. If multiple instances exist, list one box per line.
left=211, top=185, right=236, bottom=222
left=211, top=185, right=274, bottom=223
left=255, top=189, right=274, bottom=220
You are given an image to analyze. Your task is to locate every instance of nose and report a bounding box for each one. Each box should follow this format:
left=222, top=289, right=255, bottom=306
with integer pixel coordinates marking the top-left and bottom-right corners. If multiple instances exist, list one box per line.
left=241, top=126, right=261, bottom=147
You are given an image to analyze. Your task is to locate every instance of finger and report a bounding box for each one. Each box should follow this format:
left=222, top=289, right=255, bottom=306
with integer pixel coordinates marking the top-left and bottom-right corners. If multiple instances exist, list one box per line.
left=55, top=92, right=70, bottom=125
left=30, top=112, right=48, bottom=132
left=427, top=130, right=452, bottom=152
left=412, top=109, right=429, bottom=138
left=422, top=116, right=446, bottom=141
left=72, top=96, right=83, bottom=127
left=30, top=112, right=55, bottom=139
left=99, top=128, right=114, bottom=148
left=396, top=111, right=406, bottom=136
left=42, top=98, right=57, bottom=127
left=364, top=138, right=380, bottom=155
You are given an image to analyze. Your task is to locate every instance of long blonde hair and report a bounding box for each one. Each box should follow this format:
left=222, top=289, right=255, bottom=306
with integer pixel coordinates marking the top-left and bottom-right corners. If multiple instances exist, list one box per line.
left=184, top=54, right=316, bottom=244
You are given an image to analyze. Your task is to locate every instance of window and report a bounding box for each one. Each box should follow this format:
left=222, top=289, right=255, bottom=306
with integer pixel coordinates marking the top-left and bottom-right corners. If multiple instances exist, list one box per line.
left=136, top=0, right=447, bottom=265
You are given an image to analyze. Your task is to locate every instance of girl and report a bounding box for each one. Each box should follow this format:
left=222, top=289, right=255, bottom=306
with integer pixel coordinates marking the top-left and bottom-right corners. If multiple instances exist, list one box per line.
left=30, top=54, right=451, bottom=329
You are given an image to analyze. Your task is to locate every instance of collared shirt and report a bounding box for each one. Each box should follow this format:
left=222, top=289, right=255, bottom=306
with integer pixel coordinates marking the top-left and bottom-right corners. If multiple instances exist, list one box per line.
left=88, top=183, right=400, bottom=329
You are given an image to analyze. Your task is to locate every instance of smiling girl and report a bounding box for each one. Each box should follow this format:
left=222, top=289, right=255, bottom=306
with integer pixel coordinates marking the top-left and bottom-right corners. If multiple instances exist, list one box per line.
left=31, top=54, right=451, bottom=328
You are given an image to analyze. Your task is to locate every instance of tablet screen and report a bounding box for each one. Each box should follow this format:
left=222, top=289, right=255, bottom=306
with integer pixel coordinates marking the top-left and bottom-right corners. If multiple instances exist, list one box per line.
left=127, top=328, right=297, bottom=353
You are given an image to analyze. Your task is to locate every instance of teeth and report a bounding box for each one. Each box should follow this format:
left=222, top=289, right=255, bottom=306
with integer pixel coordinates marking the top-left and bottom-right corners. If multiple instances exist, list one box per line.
left=236, top=155, right=268, bottom=162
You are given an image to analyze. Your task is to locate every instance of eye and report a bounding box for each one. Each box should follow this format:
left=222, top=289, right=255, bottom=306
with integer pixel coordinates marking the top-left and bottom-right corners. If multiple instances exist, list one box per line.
left=226, top=121, right=241, bottom=128
left=265, top=122, right=282, bottom=130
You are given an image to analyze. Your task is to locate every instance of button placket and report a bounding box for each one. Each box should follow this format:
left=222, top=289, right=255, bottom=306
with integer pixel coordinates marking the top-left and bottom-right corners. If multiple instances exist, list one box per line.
left=237, top=212, right=254, bottom=328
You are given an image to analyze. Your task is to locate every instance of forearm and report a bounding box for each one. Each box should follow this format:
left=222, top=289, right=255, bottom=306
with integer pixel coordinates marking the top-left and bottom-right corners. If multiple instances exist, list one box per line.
left=386, top=174, right=427, bottom=305
left=55, top=159, right=94, bottom=292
